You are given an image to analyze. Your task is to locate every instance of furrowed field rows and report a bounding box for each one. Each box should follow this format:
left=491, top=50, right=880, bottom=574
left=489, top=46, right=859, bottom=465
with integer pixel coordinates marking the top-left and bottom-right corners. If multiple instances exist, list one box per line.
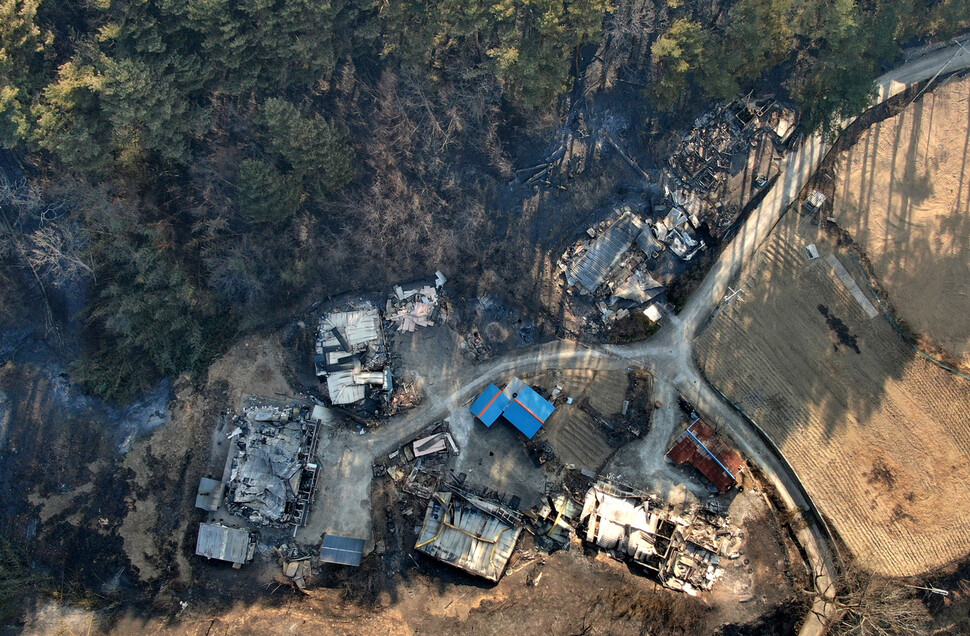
left=696, top=212, right=970, bottom=576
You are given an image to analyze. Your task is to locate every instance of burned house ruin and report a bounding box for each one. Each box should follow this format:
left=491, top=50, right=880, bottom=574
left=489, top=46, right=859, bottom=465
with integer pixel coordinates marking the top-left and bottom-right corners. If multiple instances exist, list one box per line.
left=414, top=489, right=523, bottom=582
left=559, top=207, right=672, bottom=324
left=579, top=480, right=742, bottom=595
left=314, top=306, right=391, bottom=405
left=223, top=403, right=320, bottom=529
left=663, top=98, right=797, bottom=239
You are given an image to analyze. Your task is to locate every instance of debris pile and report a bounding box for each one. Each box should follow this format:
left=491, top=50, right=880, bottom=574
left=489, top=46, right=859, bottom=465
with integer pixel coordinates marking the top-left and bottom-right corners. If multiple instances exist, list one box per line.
left=223, top=403, right=321, bottom=528
left=386, top=377, right=422, bottom=415
left=380, top=420, right=460, bottom=499
left=314, top=305, right=391, bottom=406
left=461, top=330, right=492, bottom=361
left=663, top=98, right=797, bottom=238
left=578, top=480, right=743, bottom=595
left=534, top=492, right=584, bottom=550
left=651, top=206, right=704, bottom=261
left=386, top=271, right=447, bottom=332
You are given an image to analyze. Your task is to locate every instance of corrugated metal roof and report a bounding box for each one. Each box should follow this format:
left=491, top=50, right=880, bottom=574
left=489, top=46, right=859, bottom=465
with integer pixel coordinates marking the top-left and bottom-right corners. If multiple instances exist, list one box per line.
left=567, top=212, right=643, bottom=292
left=667, top=420, right=743, bottom=493
left=470, top=384, right=511, bottom=427
left=472, top=378, right=554, bottom=439
left=504, top=388, right=554, bottom=439
left=195, top=523, right=251, bottom=564
left=414, top=492, right=521, bottom=581
left=326, top=370, right=367, bottom=405
left=318, top=309, right=382, bottom=352
left=320, top=534, right=366, bottom=566
left=636, top=230, right=662, bottom=257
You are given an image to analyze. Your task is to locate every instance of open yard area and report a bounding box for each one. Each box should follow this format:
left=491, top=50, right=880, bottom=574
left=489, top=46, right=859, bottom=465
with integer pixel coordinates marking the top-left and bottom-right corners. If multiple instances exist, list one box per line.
left=832, top=72, right=970, bottom=366
left=695, top=209, right=970, bottom=577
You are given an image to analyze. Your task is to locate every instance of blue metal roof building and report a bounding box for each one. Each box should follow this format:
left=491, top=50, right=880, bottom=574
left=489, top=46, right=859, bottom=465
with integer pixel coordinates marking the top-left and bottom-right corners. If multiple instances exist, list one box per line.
left=470, top=384, right=511, bottom=426
left=469, top=378, right=555, bottom=440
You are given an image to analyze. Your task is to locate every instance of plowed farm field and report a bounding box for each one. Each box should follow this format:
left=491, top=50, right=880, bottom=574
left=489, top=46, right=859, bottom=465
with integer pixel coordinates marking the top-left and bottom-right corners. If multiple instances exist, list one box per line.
left=832, top=73, right=970, bottom=365
left=695, top=210, right=970, bottom=577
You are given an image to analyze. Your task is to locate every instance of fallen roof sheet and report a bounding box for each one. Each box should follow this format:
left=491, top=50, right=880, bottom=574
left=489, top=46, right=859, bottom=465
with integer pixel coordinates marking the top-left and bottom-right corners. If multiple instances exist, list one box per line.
left=195, top=477, right=223, bottom=511
left=415, top=491, right=521, bottom=582
left=196, top=523, right=252, bottom=565
left=326, top=370, right=368, bottom=405
left=636, top=229, right=663, bottom=258
left=667, top=419, right=743, bottom=493
left=320, top=534, right=366, bottom=566
left=567, top=211, right=643, bottom=292
left=613, top=271, right=665, bottom=305
left=469, top=384, right=511, bottom=427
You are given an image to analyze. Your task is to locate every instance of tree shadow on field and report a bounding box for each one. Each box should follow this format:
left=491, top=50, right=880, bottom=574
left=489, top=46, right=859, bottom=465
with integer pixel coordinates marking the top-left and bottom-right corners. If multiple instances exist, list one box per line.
left=692, top=81, right=970, bottom=579
left=697, top=76, right=970, bottom=453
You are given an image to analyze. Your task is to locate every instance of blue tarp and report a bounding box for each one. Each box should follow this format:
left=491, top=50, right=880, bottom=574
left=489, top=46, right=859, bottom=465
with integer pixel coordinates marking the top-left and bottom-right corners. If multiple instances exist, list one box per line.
left=470, top=384, right=511, bottom=427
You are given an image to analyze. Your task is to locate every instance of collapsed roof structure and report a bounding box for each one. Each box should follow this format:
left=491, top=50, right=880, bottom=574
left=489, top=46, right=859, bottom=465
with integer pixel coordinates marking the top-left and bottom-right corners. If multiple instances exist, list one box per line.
left=414, top=489, right=522, bottom=582
left=651, top=206, right=705, bottom=261
left=667, top=418, right=744, bottom=494
left=579, top=481, right=735, bottom=595
left=223, top=404, right=321, bottom=528
left=565, top=210, right=649, bottom=294
left=558, top=206, right=672, bottom=326
left=314, top=307, right=391, bottom=405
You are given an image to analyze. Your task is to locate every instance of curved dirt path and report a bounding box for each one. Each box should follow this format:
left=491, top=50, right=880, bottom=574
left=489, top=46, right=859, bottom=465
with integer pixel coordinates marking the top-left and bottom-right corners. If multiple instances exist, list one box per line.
left=308, top=40, right=970, bottom=636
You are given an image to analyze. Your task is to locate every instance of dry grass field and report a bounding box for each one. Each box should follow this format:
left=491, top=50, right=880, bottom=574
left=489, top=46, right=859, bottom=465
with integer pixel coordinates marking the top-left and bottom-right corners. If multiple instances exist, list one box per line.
left=695, top=210, right=970, bottom=577
left=832, top=73, right=970, bottom=365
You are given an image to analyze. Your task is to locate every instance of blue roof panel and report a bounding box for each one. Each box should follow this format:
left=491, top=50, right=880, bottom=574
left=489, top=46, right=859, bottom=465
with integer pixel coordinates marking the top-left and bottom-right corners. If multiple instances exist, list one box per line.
left=470, top=384, right=511, bottom=427
left=513, top=386, right=555, bottom=422
left=502, top=387, right=554, bottom=439
left=502, top=401, right=544, bottom=439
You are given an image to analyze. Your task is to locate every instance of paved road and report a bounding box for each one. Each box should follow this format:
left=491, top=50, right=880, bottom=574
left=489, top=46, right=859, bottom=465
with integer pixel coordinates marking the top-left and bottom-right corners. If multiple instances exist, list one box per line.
left=304, top=40, right=970, bottom=636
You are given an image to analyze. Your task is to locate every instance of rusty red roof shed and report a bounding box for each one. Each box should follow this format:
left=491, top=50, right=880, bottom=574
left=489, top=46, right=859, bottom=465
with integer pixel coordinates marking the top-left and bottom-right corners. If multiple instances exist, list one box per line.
left=667, top=419, right=743, bottom=494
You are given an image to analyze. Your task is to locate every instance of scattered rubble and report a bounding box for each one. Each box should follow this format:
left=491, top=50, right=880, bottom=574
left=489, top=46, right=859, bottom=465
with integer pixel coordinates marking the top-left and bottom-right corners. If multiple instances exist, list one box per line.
left=663, top=98, right=797, bottom=239
left=386, top=271, right=447, bottom=332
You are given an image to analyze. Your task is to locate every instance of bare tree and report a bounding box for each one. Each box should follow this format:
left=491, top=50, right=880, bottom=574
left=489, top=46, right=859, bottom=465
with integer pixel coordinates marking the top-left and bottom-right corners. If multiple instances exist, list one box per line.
left=823, top=561, right=930, bottom=636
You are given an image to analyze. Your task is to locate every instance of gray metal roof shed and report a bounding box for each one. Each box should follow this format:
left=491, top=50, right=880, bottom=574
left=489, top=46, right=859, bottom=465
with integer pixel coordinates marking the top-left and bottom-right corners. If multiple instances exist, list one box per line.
left=195, top=477, right=223, bottom=511
left=320, top=534, right=366, bottom=566
left=195, top=523, right=253, bottom=566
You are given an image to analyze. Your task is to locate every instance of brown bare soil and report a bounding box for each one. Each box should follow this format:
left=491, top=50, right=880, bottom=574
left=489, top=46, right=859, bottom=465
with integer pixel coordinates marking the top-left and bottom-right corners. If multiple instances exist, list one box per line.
left=832, top=73, right=970, bottom=366
left=696, top=210, right=970, bottom=577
